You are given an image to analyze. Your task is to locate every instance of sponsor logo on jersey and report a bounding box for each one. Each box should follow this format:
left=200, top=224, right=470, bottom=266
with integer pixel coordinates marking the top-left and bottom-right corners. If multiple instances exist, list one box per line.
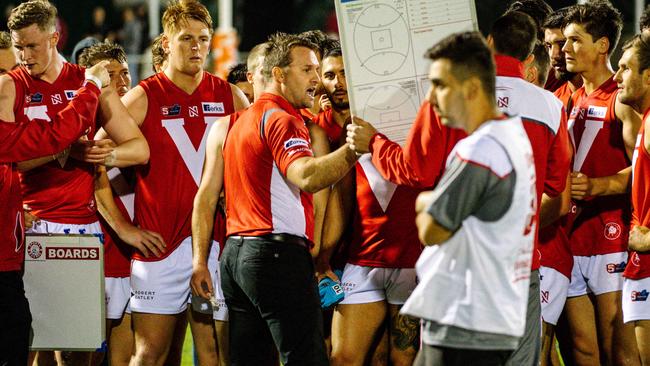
left=51, top=94, right=63, bottom=105
left=541, top=290, right=550, bottom=304
left=587, top=105, right=607, bottom=119
left=604, top=222, right=622, bottom=240
left=26, top=92, right=43, bottom=104
left=497, top=96, right=509, bottom=108
left=27, top=241, right=43, bottom=259
left=189, top=106, right=199, bottom=117
left=632, top=289, right=649, bottom=301
left=161, top=104, right=181, bottom=116
left=202, top=102, right=225, bottom=114
left=284, top=138, right=309, bottom=150
left=64, top=90, right=77, bottom=100
left=606, top=261, right=626, bottom=274
left=46, top=247, right=99, bottom=260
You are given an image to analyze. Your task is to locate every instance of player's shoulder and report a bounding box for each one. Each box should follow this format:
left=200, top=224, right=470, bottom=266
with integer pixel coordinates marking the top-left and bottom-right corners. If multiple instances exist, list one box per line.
left=512, top=78, right=564, bottom=132
left=455, top=129, right=511, bottom=178
left=203, top=71, right=231, bottom=90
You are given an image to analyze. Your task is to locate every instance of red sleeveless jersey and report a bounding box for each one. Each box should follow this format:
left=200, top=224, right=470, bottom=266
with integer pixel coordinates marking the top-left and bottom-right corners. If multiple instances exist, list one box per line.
left=554, top=82, right=575, bottom=112
left=10, top=63, right=97, bottom=224
left=0, top=81, right=100, bottom=272
left=98, top=167, right=135, bottom=277
left=568, top=77, right=631, bottom=256
left=314, top=109, right=425, bottom=268
left=134, top=72, right=234, bottom=261
left=625, top=112, right=650, bottom=280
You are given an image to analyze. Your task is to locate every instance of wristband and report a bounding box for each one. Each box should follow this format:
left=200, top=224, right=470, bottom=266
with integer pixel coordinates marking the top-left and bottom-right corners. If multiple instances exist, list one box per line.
left=84, top=75, right=102, bottom=89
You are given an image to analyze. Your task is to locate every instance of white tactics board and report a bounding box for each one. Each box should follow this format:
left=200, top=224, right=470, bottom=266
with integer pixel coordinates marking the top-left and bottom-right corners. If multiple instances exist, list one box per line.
left=335, top=0, right=478, bottom=145
left=24, top=234, right=105, bottom=351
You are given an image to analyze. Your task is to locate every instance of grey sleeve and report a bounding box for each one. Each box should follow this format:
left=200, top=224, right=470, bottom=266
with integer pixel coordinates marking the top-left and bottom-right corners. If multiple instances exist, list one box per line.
left=426, top=155, right=516, bottom=232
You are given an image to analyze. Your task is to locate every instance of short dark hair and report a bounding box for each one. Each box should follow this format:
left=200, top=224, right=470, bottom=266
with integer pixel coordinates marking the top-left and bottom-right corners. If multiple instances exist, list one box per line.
left=543, top=6, right=573, bottom=30
left=531, top=43, right=550, bottom=85
left=323, top=46, right=342, bottom=60
left=227, top=63, right=248, bottom=84
left=0, top=32, right=11, bottom=49
left=641, top=5, right=650, bottom=32
left=78, top=42, right=127, bottom=68
left=564, top=0, right=622, bottom=54
left=298, top=29, right=330, bottom=58
left=425, top=31, right=495, bottom=100
left=490, top=11, right=537, bottom=61
left=262, top=32, right=318, bottom=81
left=622, top=32, right=650, bottom=74
left=506, top=0, right=553, bottom=41
left=8, top=0, right=57, bottom=32
left=320, top=38, right=340, bottom=58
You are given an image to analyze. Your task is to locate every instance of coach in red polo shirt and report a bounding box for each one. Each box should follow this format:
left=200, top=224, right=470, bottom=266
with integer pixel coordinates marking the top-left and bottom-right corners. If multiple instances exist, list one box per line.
left=221, top=33, right=359, bottom=365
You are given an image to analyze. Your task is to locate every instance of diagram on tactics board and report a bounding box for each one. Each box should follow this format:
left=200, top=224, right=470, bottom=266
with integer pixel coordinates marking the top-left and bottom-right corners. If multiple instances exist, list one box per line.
left=336, top=0, right=478, bottom=145
left=353, top=4, right=410, bottom=76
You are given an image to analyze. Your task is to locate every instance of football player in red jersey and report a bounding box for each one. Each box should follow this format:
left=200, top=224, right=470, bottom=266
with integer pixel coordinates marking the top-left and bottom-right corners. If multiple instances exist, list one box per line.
left=0, top=1, right=149, bottom=364
left=0, top=32, right=19, bottom=75
left=615, top=32, right=650, bottom=366
left=79, top=42, right=167, bottom=366
left=543, top=7, right=583, bottom=107
left=562, top=2, right=642, bottom=365
left=120, top=1, right=248, bottom=365
left=0, top=59, right=109, bottom=366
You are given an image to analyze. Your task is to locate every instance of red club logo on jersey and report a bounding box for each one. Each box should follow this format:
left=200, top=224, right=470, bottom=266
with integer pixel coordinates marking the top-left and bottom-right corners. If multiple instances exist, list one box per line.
left=632, top=253, right=641, bottom=267
left=604, top=222, right=621, bottom=240
left=27, top=241, right=43, bottom=259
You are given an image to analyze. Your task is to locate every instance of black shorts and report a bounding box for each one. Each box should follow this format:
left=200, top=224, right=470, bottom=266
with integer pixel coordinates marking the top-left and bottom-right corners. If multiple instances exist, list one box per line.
left=0, top=270, right=32, bottom=366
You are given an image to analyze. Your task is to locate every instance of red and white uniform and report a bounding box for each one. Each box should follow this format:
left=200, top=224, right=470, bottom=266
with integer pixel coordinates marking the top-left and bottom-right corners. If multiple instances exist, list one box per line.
left=0, top=81, right=101, bottom=271
left=495, top=55, right=572, bottom=272
left=315, top=109, right=425, bottom=268
left=626, top=116, right=650, bottom=280
left=567, top=77, right=630, bottom=297
left=224, top=93, right=314, bottom=239
left=99, top=167, right=134, bottom=278
left=134, top=71, right=234, bottom=260
left=623, top=111, right=650, bottom=322
left=130, top=71, right=234, bottom=316
left=9, top=63, right=98, bottom=224
left=315, top=103, right=458, bottom=305
left=368, top=102, right=466, bottom=188
left=568, top=77, right=630, bottom=256
left=99, top=169, right=134, bottom=320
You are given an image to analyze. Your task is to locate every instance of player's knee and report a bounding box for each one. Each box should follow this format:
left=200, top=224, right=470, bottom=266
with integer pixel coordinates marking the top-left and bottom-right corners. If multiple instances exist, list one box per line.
left=330, top=349, right=364, bottom=366
left=390, top=349, right=417, bottom=366
left=132, top=343, right=167, bottom=366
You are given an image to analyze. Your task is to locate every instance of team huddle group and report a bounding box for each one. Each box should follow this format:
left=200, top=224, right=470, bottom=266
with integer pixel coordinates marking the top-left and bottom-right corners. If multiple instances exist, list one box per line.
left=4, top=0, right=650, bottom=365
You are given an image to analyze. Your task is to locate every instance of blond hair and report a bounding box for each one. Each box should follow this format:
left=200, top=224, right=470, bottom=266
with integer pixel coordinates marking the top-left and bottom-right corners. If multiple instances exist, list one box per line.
left=162, top=0, right=213, bottom=35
